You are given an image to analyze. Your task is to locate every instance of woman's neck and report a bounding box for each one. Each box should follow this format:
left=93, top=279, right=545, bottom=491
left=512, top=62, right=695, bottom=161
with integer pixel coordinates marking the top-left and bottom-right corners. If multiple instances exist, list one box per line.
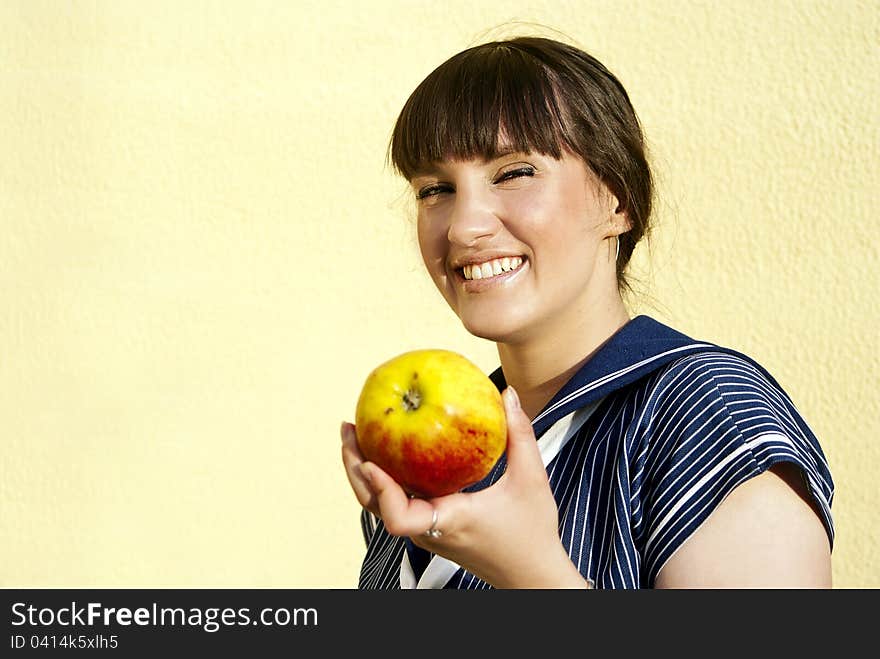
left=497, top=303, right=631, bottom=421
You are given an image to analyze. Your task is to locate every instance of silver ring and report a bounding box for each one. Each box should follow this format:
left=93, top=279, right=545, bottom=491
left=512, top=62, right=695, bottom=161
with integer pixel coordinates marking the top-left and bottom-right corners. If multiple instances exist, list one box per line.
left=423, top=508, right=442, bottom=538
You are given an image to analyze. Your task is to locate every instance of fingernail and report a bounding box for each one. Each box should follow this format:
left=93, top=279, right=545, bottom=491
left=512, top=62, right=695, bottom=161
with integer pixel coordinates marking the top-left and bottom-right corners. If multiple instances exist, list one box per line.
left=340, top=421, right=349, bottom=439
left=507, top=386, right=520, bottom=410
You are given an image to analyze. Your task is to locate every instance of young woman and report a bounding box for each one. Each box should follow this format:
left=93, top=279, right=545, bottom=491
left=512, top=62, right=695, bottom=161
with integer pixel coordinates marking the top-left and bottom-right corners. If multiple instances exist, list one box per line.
left=340, top=36, right=834, bottom=589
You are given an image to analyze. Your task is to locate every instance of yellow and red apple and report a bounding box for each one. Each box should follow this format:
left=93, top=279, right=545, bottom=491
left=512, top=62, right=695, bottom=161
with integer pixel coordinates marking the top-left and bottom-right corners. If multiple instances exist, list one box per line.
left=354, top=349, right=507, bottom=498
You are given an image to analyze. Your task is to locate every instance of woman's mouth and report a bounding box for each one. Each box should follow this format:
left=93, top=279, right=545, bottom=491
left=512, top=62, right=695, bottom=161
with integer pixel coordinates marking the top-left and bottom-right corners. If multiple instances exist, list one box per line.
left=455, top=256, right=528, bottom=291
left=461, top=256, right=524, bottom=281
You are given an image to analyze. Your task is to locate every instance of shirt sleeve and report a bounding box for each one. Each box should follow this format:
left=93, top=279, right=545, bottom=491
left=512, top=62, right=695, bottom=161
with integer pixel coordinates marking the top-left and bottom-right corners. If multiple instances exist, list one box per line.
left=638, top=351, right=835, bottom=586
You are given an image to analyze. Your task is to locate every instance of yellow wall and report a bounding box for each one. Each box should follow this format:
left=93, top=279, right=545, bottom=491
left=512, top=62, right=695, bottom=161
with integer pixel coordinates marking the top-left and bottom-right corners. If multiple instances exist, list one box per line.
left=1, top=1, right=876, bottom=588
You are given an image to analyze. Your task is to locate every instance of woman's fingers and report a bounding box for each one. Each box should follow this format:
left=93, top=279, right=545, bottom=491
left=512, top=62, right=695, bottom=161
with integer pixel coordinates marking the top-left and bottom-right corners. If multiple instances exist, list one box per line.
left=342, top=421, right=453, bottom=538
left=359, top=463, right=437, bottom=538
left=340, top=422, right=378, bottom=515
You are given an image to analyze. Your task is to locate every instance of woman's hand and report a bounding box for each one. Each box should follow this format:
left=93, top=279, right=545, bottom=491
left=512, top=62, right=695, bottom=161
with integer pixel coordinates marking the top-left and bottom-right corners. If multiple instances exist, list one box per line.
left=340, top=386, right=590, bottom=588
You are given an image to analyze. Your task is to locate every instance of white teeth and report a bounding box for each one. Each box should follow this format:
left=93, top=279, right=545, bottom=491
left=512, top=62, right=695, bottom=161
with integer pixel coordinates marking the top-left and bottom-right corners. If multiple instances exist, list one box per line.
left=461, top=256, right=525, bottom=281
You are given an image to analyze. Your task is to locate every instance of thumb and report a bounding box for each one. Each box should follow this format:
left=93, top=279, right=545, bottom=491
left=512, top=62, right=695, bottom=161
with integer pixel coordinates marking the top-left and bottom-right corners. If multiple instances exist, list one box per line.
left=501, top=386, right=546, bottom=482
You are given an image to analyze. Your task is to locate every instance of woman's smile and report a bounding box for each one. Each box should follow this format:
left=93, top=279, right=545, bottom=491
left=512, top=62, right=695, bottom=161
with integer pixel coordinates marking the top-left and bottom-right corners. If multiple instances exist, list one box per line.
left=456, top=256, right=529, bottom=293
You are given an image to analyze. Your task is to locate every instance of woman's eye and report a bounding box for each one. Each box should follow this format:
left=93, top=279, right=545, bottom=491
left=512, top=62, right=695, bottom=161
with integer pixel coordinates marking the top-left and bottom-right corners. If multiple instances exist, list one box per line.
left=495, top=166, right=535, bottom=183
left=416, top=184, right=452, bottom=200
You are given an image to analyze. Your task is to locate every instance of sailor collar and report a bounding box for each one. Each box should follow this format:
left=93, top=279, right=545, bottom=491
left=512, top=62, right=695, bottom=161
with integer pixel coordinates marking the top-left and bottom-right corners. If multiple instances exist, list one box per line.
left=488, top=315, right=717, bottom=440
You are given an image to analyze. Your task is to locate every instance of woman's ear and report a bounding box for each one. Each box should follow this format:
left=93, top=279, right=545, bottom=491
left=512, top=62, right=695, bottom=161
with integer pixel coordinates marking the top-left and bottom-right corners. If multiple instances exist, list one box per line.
left=609, top=192, right=620, bottom=215
left=608, top=194, right=631, bottom=235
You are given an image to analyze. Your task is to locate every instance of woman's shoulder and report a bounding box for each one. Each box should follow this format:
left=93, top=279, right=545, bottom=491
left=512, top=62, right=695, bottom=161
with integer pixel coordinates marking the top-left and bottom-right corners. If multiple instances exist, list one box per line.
left=645, top=348, right=794, bottom=415
left=657, top=347, right=776, bottom=383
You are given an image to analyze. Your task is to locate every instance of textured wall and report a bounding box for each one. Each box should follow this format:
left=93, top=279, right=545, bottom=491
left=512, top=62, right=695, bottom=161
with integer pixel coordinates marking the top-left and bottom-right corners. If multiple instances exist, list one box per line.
left=1, top=0, right=877, bottom=587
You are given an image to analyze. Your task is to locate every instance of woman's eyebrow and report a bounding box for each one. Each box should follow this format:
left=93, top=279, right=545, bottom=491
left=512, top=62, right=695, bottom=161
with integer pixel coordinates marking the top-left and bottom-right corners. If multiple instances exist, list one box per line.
left=411, top=162, right=444, bottom=178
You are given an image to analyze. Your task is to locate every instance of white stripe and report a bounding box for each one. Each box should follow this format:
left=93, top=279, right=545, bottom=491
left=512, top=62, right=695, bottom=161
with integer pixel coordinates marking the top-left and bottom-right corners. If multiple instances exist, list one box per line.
left=399, top=548, right=416, bottom=589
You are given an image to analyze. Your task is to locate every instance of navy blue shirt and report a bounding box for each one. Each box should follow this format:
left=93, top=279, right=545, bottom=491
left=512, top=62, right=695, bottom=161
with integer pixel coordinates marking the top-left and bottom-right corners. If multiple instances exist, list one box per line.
left=357, top=316, right=835, bottom=589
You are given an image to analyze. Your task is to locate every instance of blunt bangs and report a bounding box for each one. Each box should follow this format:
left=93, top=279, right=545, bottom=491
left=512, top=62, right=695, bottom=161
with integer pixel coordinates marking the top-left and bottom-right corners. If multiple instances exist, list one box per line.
left=389, top=44, right=572, bottom=179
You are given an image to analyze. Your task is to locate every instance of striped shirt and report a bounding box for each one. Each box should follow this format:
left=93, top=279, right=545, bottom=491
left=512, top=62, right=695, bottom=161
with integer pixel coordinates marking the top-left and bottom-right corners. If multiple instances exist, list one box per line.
left=356, top=315, right=835, bottom=589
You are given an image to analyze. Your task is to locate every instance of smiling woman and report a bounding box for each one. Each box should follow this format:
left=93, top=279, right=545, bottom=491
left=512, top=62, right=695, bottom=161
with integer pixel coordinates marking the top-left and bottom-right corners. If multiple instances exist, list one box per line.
left=340, top=36, right=834, bottom=589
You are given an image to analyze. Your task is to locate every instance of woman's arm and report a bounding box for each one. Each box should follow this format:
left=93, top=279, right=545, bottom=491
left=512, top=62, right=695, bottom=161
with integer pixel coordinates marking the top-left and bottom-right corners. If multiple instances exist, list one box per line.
left=654, top=462, right=832, bottom=588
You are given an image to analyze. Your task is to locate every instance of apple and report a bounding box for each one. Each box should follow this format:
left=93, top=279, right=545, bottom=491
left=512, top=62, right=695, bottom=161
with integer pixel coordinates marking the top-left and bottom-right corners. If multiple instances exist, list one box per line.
left=354, top=349, right=507, bottom=498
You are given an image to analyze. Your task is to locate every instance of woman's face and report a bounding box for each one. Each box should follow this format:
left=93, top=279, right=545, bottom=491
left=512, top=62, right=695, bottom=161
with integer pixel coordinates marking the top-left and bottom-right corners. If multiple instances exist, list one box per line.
left=412, top=147, right=625, bottom=345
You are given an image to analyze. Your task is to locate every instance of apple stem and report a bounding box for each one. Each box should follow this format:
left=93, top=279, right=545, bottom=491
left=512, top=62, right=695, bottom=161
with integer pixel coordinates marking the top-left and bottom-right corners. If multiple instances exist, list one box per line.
left=402, top=388, right=422, bottom=412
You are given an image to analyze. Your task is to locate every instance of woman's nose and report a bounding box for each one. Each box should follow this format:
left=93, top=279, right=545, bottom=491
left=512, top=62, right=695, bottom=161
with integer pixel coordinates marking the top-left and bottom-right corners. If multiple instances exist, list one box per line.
left=446, top=188, right=500, bottom=246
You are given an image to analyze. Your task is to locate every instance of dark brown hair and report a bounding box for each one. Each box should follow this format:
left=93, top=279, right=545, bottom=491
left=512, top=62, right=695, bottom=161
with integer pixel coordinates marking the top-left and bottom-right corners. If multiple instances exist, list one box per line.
left=388, top=36, right=653, bottom=293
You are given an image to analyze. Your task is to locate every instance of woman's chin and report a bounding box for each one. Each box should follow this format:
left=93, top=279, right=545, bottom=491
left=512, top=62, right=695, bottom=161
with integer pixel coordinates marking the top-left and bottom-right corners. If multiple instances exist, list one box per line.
left=458, top=312, right=529, bottom=344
